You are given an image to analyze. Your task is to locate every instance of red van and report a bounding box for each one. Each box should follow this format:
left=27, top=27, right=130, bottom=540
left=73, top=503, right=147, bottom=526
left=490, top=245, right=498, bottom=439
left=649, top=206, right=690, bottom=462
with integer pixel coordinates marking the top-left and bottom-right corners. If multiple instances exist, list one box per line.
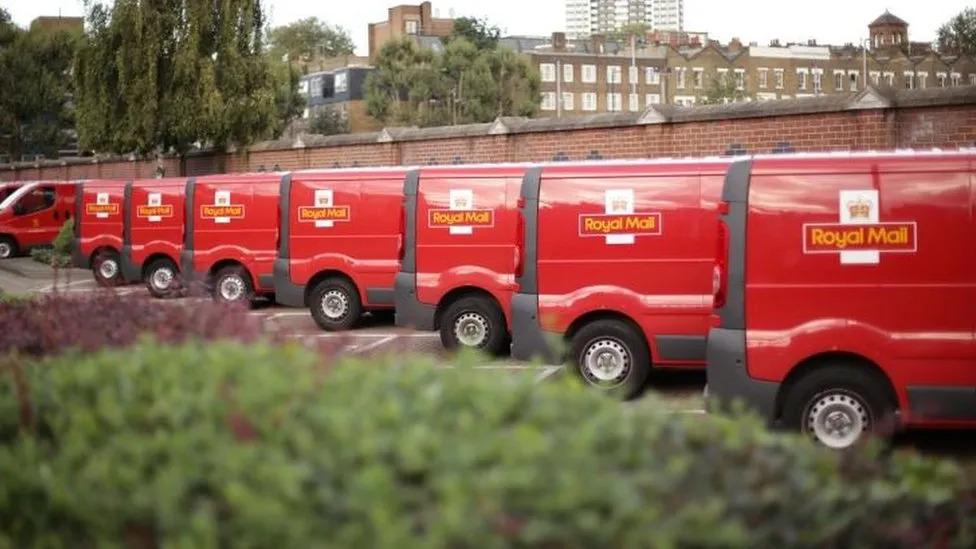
left=275, top=168, right=407, bottom=329
left=0, top=182, right=22, bottom=205
left=708, top=152, right=976, bottom=449
left=395, top=165, right=528, bottom=354
left=181, top=173, right=283, bottom=305
left=72, top=179, right=127, bottom=285
left=0, top=181, right=76, bottom=259
left=511, top=160, right=730, bottom=398
left=120, top=177, right=188, bottom=297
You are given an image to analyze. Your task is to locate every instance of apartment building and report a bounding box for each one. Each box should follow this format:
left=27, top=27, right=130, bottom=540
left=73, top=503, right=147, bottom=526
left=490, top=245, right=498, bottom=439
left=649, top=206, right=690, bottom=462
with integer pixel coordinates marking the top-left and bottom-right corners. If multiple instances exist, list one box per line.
left=566, top=1, right=684, bottom=39
left=368, top=2, right=455, bottom=61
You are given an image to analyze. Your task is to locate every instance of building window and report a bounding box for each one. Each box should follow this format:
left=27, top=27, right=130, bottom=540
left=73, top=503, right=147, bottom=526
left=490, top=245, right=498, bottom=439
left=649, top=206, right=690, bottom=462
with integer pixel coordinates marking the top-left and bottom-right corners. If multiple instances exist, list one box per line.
left=951, top=72, right=961, bottom=87
left=645, top=67, right=660, bottom=85
left=693, top=68, right=704, bottom=89
left=834, top=70, right=845, bottom=91
left=645, top=93, right=661, bottom=105
left=629, top=66, right=638, bottom=84
left=812, top=70, right=823, bottom=93
left=758, top=68, right=768, bottom=89
left=848, top=71, right=858, bottom=91
left=302, top=108, right=309, bottom=119
left=563, top=63, right=574, bottom=83
left=540, top=63, right=556, bottom=82
left=904, top=72, right=914, bottom=90
left=774, top=69, right=784, bottom=89
left=335, top=72, right=348, bottom=94
left=607, top=92, right=623, bottom=111
left=797, top=69, right=808, bottom=90
left=582, top=65, right=597, bottom=83
left=582, top=92, right=597, bottom=111
left=674, top=95, right=696, bottom=107
left=884, top=72, right=895, bottom=86
left=628, top=93, right=639, bottom=111
left=541, top=92, right=557, bottom=111
left=970, top=74, right=976, bottom=86
left=607, top=65, right=622, bottom=84
left=918, top=72, right=928, bottom=89
left=734, top=69, right=745, bottom=90
left=405, top=20, right=419, bottom=35
left=870, top=71, right=880, bottom=86
left=562, top=92, right=575, bottom=111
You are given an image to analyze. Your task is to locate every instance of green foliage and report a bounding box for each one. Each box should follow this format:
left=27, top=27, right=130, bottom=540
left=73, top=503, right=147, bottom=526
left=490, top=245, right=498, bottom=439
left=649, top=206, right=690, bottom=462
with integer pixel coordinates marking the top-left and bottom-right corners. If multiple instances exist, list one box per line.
left=450, top=16, right=501, bottom=51
left=699, top=73, right=750, bottom=105
left=268, top=55, right=306, bottom=136
left=74, top=0, right=287, bottom=156
left=309, top=106, right=350, bottom=136
left=0, top=341, right=973, bottom=547
left=28, top=219, right=72, bottom=267
left=268, top=17, right=355, bottom=63
left=366, top=37, right=540, bottom=127
left=608, top=22, right=650, bottom=42
left=938, top=8, right=976, bottom=56
left=0, top=9, right=80, bottom=161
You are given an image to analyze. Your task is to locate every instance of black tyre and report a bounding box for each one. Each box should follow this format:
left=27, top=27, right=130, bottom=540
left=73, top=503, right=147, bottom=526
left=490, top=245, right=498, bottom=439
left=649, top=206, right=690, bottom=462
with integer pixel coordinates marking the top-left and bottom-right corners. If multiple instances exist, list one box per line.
left=0, top=236, right=17, bottom=259
left=782, top=364, right=895, bottom=450
left=569, top=319, right=651, bottom=399
left=92, top=250, right=124, bottom=287
left=439, top=295, right=509, bottom=355
left=144, top=258, right=182, bottom=299
left=309, top=277, right=362, bottom=331
left=212, top=265, right=254, bottom=306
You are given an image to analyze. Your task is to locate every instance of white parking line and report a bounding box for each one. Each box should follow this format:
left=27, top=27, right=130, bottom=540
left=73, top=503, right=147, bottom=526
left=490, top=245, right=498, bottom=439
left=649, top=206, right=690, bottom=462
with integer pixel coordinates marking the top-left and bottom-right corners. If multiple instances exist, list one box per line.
left=351, top=335, right=397, bottom=354
left=251, top=311, right=311, bottom=322
left=37, top=279, right=95, bottom=292
left=289, top=332, right=440, bottom=339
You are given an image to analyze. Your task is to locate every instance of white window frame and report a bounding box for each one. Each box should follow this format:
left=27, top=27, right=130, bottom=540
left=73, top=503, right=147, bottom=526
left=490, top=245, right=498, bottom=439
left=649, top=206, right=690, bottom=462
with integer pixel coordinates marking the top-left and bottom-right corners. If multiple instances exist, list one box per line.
left=848, top=70, right=859, bottom=91
left=870, top=71, right=881, bottom=86
left=774, top=68, right=784, bottom=89
left=918, top=72, right=929, bottom=89
left=796, top=68, right=808, bottom=90
left=758, top=68, right=769, bottom=89
left=903, top=71, right=915, bottom=90
left=676, top=67, right=686, bottom=89
left=606, top=92, right=623, bottom=112
left=693, top=68, right=704, bottom=89
left=405, top=20, right=419, bottom=35
left=812, top=68, right=824, bottom=93
left=607, top=65, right=622, bottom=84
left=582, top=65, right=597, bottom=83
left=834, top=69, right=845, bottom=91
left=951, top=72, right=962, bottom=87
left=541, top=91, right=557, bottom=111
left=582, top=92, right=597, bottom=111
left=645, top=67, right=660, bottom=85
left=628, top=66, right=639, bottom=84
left=562, top=92, right=575, bottom=111
left=645, top=93, right=661, bottom=105
left=884, top=72, right=895, bottom=86
left=970, top=74, right=976, bottom=86
left=734, top=69, right=745, bottom=91
left=628, top=93, right=639, bottom=112
left=563, top=63, right=574, bottom=83
left=540, top=63, right=556, bottom=83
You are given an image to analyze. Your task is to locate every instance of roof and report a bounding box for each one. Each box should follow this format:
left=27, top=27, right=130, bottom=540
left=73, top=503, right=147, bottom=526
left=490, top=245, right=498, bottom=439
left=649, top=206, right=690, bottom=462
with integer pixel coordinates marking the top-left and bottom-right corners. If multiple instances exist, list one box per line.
left=870, top=11, right=908, bottom=27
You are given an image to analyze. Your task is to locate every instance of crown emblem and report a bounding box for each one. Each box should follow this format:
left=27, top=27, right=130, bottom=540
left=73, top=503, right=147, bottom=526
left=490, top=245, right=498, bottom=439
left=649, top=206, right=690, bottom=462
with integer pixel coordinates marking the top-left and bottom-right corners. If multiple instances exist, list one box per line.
left=453, top=197, right=469, bottom=208
left=611, top=198, right=629, bottom=212
left=847, top=197, right=871, bottom=220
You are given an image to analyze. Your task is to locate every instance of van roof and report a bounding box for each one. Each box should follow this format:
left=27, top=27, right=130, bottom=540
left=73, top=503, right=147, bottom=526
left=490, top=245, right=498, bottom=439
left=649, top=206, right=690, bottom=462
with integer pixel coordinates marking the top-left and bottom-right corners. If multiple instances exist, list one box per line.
left=193, top=172, right=289, bottom=184
left=748, top=149, right=975, bottom=174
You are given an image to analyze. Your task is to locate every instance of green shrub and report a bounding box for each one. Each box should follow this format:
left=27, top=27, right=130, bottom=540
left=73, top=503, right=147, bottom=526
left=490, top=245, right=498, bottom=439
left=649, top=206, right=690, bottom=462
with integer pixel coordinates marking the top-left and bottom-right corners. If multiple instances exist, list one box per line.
left=29, top=220, right=73, bottom=267
left=0, top=342, right=973, bottom=548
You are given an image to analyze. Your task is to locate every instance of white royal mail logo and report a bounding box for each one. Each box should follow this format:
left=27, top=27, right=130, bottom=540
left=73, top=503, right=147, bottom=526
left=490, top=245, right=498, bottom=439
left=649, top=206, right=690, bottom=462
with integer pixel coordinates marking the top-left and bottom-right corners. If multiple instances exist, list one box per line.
left=802, top=190, right=917, bottom=265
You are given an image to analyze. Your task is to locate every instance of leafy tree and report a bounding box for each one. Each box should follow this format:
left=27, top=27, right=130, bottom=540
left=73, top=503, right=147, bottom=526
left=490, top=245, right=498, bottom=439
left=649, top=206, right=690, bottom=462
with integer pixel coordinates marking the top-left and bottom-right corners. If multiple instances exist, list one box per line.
left=0, top=9, right=80, bottom=161
left=937, top=8, right=976, bottom=56
left=365, top=37, right=540, bottom=127
left=608, top=22, right=650, bottom=43
left=268, top=17, right=354, bottom=63
left=308, top=106, right=350, bottom=136
left=74, top=0, right=288, bottom=156
left=699, top=73, right=749, bottom=105
left=450, top=17, right=501, bottom=51
left=268, top=56, right=306, bottom=136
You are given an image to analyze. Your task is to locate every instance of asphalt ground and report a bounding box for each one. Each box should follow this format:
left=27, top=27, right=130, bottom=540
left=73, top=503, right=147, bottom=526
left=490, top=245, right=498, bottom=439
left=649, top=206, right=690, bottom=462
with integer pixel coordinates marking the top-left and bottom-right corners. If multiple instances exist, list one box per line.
left=1, top=257, right=973, bottom=471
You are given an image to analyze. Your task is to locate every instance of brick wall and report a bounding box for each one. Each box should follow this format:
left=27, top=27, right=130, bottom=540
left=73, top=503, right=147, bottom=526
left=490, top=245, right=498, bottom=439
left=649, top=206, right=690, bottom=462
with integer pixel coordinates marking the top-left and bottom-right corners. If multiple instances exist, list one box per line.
left=2, top=87, right=974, bottom=182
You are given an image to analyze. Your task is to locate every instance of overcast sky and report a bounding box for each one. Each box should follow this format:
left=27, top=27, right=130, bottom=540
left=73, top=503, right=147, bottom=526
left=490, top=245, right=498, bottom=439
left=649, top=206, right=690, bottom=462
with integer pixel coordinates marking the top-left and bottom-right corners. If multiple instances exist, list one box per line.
left=4, top=0, right=965, bottom=55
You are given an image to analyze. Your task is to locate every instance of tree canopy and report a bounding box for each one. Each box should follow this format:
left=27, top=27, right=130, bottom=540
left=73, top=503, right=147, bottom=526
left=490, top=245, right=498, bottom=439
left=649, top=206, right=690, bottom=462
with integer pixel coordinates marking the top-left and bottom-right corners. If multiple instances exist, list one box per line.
left=74, top=0, right=297, bottom=156
left=0, top=8, right=80, bottom=162
left=937, top=8, right=976, bottom=57
left=365, top=38, right=539, bottom=127
left=698, top=73, right=749, bottom=105
left=449, top=17, right=501, bottom=51
left=268, top=17, right=355, bottom=63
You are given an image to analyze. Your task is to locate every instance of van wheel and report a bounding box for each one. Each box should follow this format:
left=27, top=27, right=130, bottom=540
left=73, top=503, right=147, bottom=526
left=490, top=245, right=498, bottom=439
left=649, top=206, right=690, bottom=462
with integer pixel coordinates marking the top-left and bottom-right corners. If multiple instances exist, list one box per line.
left=212, top=266, right=253, bottom=306
left=92, top=250, right=123, bottom=287
left=310, top=278, right=362, bottom=331
left=782, top=365, right=894, bottom=450
left=144, top=258, right=181, bottom=299
left=439, top=296, right=509, bottom=355
left=0, top=236, right=17, bottom=259
left=569, top=320, right=651, bottom=399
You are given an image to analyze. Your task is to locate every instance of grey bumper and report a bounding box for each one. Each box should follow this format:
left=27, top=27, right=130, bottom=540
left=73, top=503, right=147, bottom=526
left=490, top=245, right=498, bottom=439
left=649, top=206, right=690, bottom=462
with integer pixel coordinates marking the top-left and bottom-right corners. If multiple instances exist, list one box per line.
left=273, top=258, right=305, bottom=307
left=705, top=328, right=780, bottom=422
left=394, top=272, right=435, bottom=330
left=511, top=292, right=561, bottom=363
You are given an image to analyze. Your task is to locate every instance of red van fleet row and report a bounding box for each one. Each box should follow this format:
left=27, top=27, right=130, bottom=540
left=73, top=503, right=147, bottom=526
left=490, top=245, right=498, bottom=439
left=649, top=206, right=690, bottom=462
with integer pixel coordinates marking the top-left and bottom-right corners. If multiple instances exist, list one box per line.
left=181, top=173, right=283, bottom=305
left=512, top=160, right=729, bottom=397
left=275, top=168, right=407, bottom=329
left=0, top=181, right=76, bottom=260
left=707, top=152, right=976, bottom=448
left=395, top=165, right=527, bottom=354
left=72, top=179, right=127, bottom=285
left=120, top=177, right=188, bottom=297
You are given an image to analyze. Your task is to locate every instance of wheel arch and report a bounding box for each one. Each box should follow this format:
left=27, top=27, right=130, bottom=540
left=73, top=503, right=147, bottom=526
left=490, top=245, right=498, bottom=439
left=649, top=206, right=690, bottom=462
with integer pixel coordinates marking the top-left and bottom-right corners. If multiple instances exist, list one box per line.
left=209, top=259, right=252, bottom=284
left=565, top=310, right=651, bottom=361
left=141, top=253, right=180, bottom=278
left=305, top=269, right=359, bottom=307
left=775, top=351, right=899, bottom=420
left=89, top=245, right=120, bottom=265
left=434, top=286, right=503, bottom=330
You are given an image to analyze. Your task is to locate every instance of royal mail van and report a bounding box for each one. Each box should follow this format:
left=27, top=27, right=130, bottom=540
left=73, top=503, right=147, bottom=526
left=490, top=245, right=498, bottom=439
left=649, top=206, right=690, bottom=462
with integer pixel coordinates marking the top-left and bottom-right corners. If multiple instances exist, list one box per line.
left=511, top=159, right=730, bottom=398
left=395, top=165, right=528, bottom=354
left=275, top=167, right=408, bottom=329
left=120, top=177, right=188, bottom=297
left=0, top=181, right=76, bottom=260
left=181, top=173, right=284, bottom=305
left=72, top=179, right=128, bottom=285
left=708, top=152, right=976, bottom=449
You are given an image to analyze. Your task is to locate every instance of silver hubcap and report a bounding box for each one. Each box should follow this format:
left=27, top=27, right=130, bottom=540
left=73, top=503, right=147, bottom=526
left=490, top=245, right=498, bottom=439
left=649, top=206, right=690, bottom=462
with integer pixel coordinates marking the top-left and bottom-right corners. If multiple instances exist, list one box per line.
left=0, top=243, right=11, bottom=258
left=805, top=391, right=870, bottom=449
left=321, top=289, right=349, bottom=320
left=219, top=275, right=245, bottom=301
left=99, top=259, right=119, bottom=280
left=151, top=267, right=174, bottom=290
left=582, top=338, right=630, bottom=387
left=454, top=312, right=489, bottom=347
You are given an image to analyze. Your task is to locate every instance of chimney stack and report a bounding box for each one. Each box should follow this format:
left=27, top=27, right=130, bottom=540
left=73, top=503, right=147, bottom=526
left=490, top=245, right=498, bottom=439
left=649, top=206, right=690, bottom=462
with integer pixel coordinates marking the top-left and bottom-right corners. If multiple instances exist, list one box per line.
left=552, top=32, right=567, bottom=52
left=591, top=34, right=606, bottom=54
